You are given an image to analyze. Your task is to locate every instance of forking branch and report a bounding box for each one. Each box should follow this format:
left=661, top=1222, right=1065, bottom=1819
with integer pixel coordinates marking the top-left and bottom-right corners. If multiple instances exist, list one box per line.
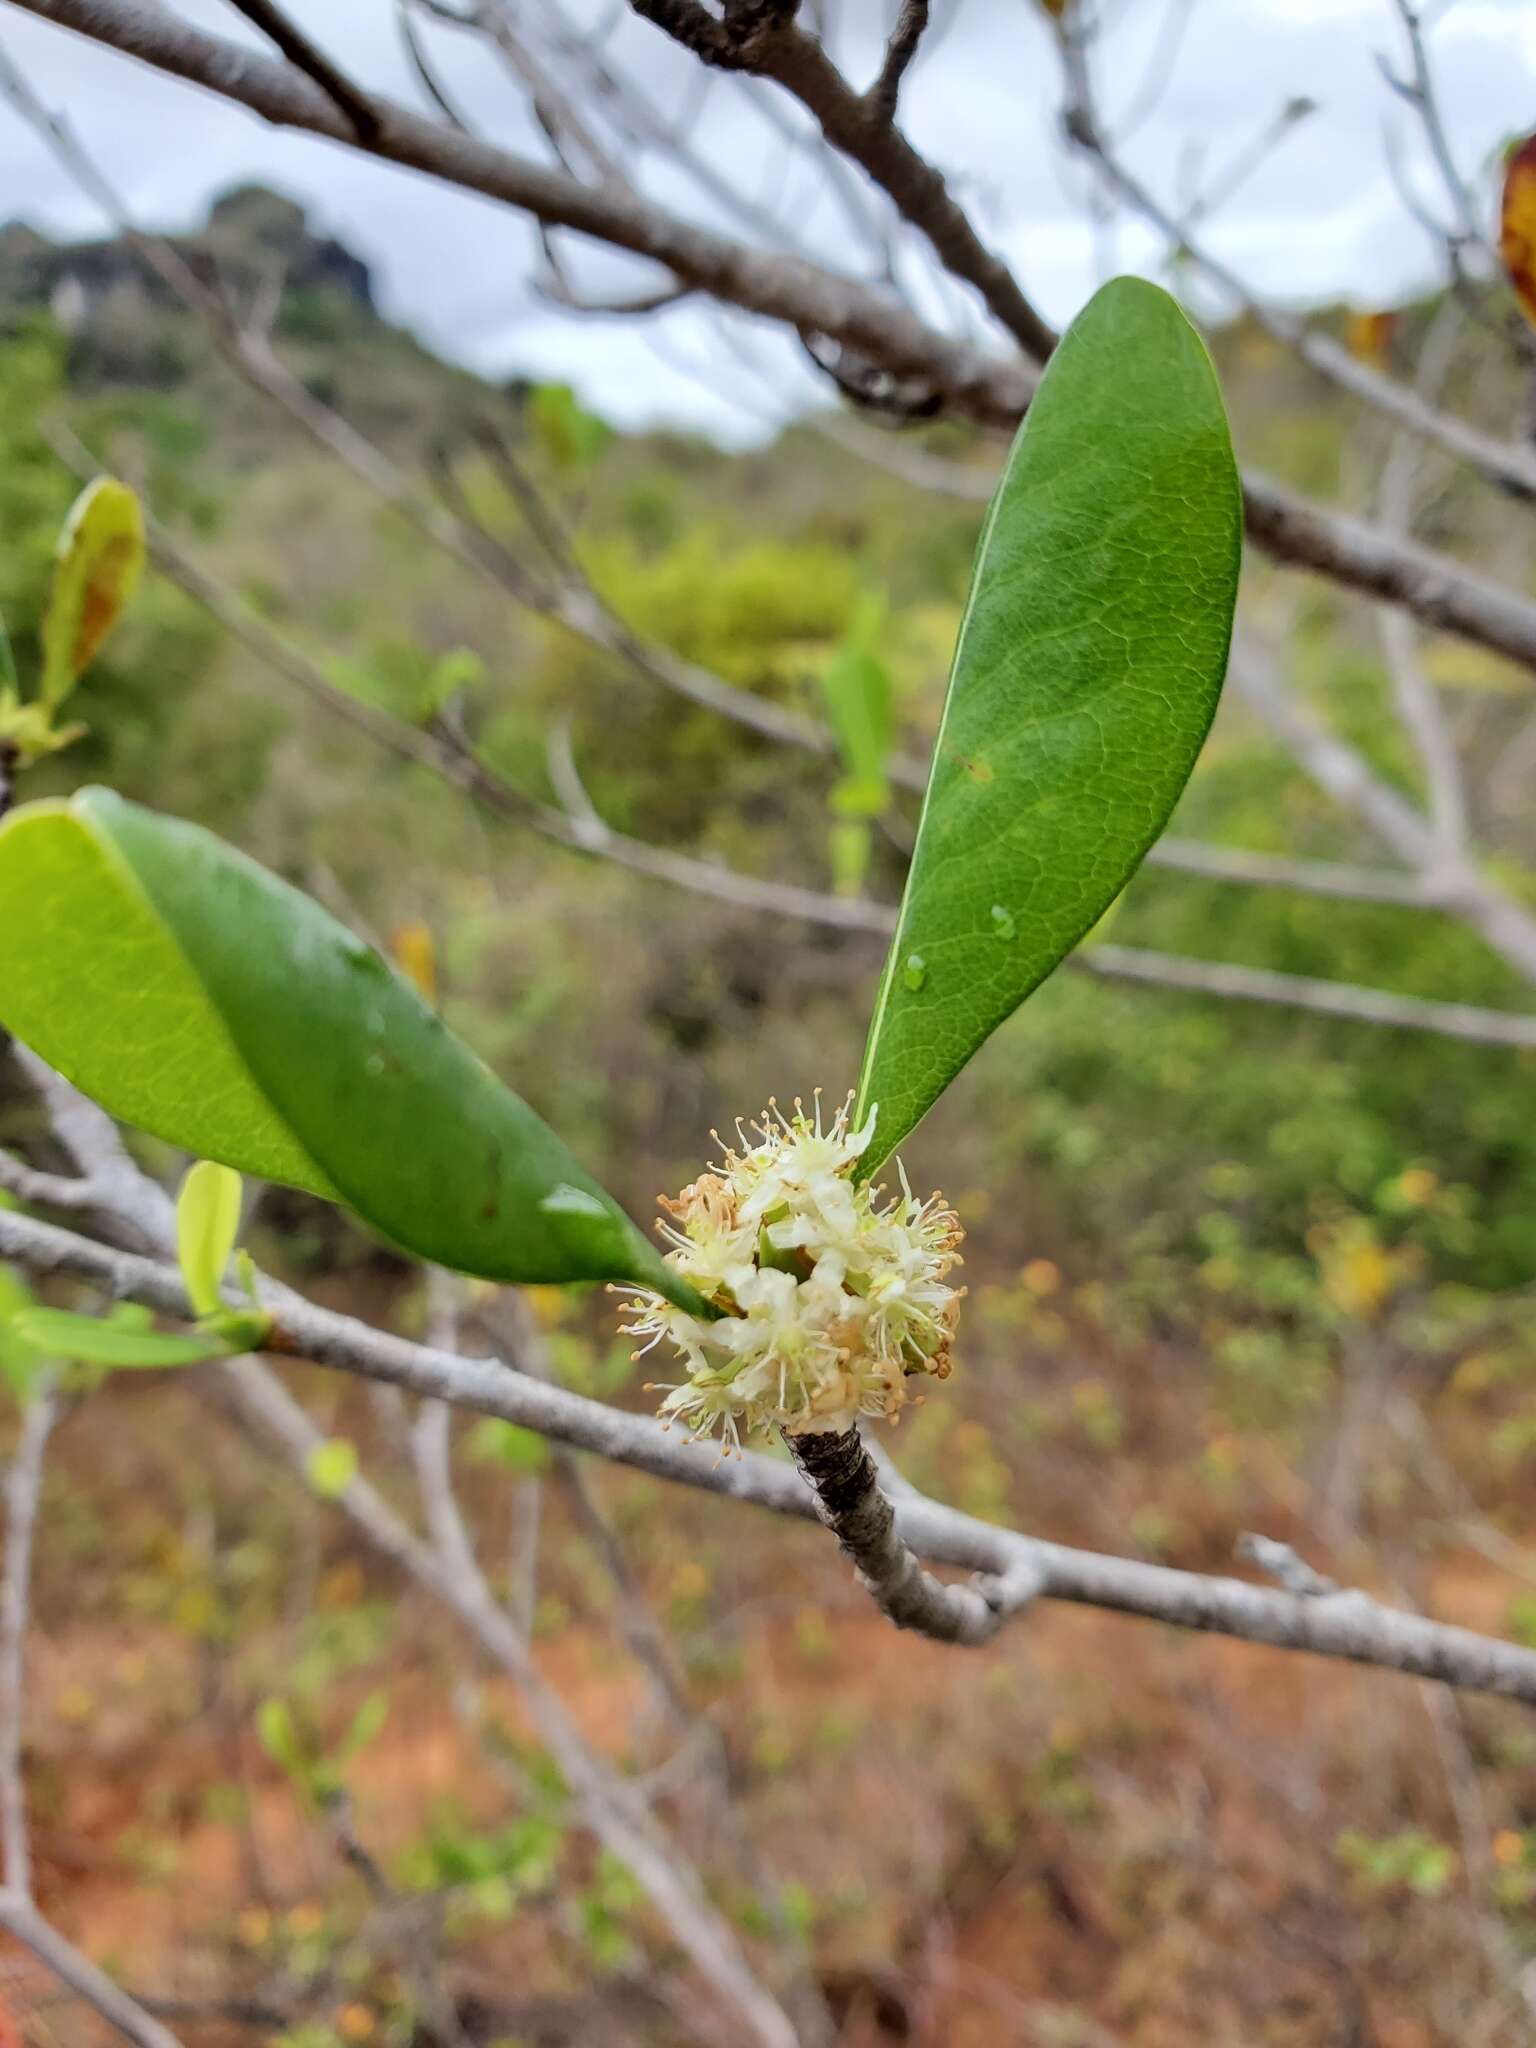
left=9, top=0, right=1536, bottom=681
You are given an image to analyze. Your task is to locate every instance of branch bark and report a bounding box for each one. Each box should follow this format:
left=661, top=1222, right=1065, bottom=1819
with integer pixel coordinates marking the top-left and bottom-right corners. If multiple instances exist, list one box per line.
left=1080, top=944, right=1536, bottom=1050
left=3, top=0, right=1026, bottom=422
left=223, top=0, right=379, bottom=139
left=786, top=1425, right=1041, bottom=1644
left=7, top=1202, right=1536, bottom=1703
left=630, top=0, right=1060, bottom=360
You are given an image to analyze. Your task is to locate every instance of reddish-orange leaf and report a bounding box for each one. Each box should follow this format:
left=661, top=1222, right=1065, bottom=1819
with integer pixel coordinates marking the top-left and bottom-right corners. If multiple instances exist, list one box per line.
left=39, top=477, right=145, bottom=711
left=1344, top=309, right=1396, bottom=370
left=1501, top=133, right=1536, bottom=329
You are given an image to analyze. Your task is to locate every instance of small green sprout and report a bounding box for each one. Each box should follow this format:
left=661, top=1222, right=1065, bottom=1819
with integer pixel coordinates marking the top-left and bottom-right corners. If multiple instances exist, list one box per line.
left=5, top=1159, right=271, bottom=1373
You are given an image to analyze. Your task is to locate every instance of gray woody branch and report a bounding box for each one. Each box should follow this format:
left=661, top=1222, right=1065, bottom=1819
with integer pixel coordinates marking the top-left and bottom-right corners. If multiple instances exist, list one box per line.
left=1056, top=19, right=1536, bottom=499
left=11, top=0, right=1536, bottom=684
left=628, top=0, right=1059, bottom=359
left=6, top=1202, right=1536, bottom=1702
left=786, top=1425, right=1043, bottom=1645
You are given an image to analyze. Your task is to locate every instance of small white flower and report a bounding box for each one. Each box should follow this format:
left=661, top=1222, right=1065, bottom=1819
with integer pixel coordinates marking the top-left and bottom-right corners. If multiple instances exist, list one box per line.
left=618, top=1093, right=964, bottom=1453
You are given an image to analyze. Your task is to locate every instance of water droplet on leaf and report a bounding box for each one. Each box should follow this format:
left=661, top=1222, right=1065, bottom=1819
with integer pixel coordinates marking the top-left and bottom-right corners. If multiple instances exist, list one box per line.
left=990, top=905, right=1016, bottom=940
left=539, top=1184, right=609, bottom=1222
left=903, top=953, right=927, bottom=991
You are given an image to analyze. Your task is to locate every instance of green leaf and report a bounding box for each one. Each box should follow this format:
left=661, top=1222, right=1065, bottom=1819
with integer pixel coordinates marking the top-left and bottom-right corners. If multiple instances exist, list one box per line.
left=305, top=1437, right=359, bottom=1499
left=177, top=1160, right=243, bottom=1317
left=200, top=1306, right=272, bottom=1355
left=340, top=1689, right=389, bottom=1761
left=0, top=1264, right=45, bottom=1402
left=465, top=1417, right=552, bottom=1475
left=819, top=611, right=894, bottom=805
left=39, top=477, right=146, bottom=712
left=0, top=789, right=697, bottom=1308
left=0, top=602, right=18, bottom=702
left=10, top=1305, right=228, bottom=1369
left=255, top=1697, right=306, bottom=1779
left=420, top=646, right=484, bottom=723
left=530, top=383, right=612, bottom=472
left=829, top=818, right=873, bottom=898
left=854, top=278, right=1241, bottom=1169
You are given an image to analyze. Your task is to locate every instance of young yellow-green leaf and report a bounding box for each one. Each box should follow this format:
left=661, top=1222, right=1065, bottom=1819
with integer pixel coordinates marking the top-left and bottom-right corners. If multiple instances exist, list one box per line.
left=11, top=1305, right=228, bottom=1369
left=305, top=1437, right=359, bottom=1499
left=855, top=278, right=1241, bottom=1170
left=0, top=1264, right=46, bottom=1402
left=820, top=636, right=894, bottom=807
left=177, top=1160, right=243, bottom=1318
left=340, top=1690, right=389, bottom=1761
left=466, top=1416, right=552, bottom=1475
left=255, top=1697, right=307, bottom=1780
left=530, top=383, right=612, bottom=472
left=40, top=477, right=146, bottom=711
left=0, top=789, right=695, bottom=1307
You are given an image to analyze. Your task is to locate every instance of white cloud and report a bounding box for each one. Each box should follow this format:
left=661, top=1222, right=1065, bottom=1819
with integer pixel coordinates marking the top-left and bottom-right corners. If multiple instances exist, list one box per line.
left=0, top=0, right=1528, bottom=438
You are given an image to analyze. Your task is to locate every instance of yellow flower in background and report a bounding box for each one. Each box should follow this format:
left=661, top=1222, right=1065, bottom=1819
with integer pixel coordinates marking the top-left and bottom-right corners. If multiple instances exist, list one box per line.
left=1312, top=1218, right=1418, bottom=1323
left=388, top=918, right=438, bottom=1006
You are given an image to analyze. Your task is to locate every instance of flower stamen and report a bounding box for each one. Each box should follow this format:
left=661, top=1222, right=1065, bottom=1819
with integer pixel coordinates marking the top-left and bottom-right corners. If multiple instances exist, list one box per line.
left=622, top=1093, right=964, bottom=1448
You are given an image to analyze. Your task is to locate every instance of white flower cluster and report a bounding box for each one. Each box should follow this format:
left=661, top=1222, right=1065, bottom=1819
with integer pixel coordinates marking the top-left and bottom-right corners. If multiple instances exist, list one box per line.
left=620, top=1094, right=964, bottom=1455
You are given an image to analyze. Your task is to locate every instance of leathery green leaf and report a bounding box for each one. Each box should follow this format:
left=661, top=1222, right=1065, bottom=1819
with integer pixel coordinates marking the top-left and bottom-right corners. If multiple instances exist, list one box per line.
left=855, top=278, right=1241, bottom=1170
left=0, top=789, right=698, bottom=1308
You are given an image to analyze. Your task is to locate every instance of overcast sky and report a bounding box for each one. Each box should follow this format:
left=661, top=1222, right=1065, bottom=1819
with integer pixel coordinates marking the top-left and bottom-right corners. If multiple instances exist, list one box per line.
left=0, top=0, right=1531, bottom=441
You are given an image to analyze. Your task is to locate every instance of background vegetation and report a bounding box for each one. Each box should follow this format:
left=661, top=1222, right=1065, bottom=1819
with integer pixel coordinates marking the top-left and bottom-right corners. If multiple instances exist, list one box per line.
left=4, top=169, right=1536, bottom=2046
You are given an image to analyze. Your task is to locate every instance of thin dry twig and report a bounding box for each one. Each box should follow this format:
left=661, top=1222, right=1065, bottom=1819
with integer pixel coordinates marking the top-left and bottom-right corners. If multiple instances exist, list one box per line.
left=1056, top=9, right=1536, bottom=500
left=15, top=0, right=1536, bottom=681
left=0, top=1892, right=188, bottom=2048
left=869, top=0, right=930, bottom=122
left=1373, top=301, right=1471, bottom=869
left=0, top=1384, right=57, bottom=1900
left=224, top=0, right=380, bottom=139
